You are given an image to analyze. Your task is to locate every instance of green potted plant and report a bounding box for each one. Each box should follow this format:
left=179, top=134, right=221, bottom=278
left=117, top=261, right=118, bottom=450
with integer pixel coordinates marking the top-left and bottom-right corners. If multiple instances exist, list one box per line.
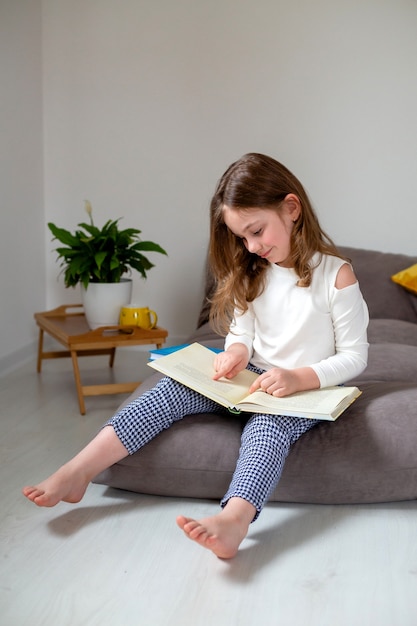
left=48, top=201, right=167, bottom=329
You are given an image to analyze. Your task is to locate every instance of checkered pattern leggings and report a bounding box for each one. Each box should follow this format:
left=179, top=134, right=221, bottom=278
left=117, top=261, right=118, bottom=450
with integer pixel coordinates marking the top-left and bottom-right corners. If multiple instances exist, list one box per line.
left=106, top=373, right=319, bottom=520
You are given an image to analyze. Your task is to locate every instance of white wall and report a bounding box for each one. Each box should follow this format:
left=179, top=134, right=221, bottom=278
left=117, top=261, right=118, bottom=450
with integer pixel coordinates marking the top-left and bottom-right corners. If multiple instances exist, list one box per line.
left=0, top=0, right=44, bottom=372
left=1, top=0, right=417, bottom=368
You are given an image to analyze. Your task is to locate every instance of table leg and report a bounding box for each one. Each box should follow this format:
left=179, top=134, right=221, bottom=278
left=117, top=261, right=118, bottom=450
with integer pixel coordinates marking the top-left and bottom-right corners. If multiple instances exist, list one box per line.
left=109, top=347, right=116, bottom=368
left=70, top=350, right=86, bottom=415
left=37, top=328, right=44, bottom=373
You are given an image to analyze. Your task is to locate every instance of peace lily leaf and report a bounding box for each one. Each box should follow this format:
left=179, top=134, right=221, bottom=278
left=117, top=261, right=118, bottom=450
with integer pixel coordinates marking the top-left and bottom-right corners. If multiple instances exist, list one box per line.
left=131, top=241, right=167, bottom=255
left=94, top=251, right=108, bottom=269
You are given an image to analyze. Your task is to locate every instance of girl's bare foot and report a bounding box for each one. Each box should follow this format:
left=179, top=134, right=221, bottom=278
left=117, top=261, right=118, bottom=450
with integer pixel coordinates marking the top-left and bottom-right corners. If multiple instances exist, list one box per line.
left=22, top=425, right=128, bottom=508
left=22, top=463, right=89, bottom=507
left=176, top=497, right=256, bottom=559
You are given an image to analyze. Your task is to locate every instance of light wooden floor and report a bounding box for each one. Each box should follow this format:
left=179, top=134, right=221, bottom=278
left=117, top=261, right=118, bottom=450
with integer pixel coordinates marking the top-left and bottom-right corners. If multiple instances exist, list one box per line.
left=1, top=349, right=417, bottom=626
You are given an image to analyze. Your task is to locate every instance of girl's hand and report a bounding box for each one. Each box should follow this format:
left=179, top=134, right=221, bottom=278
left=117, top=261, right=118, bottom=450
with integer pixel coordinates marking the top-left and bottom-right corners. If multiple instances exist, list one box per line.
left=249, top=366, right=320, bottom=398
left=213, top=345, right=249, bottom=380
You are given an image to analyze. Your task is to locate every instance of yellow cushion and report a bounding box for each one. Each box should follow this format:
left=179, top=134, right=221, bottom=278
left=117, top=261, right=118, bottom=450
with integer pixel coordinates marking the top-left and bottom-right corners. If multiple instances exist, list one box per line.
left=391, top=263, right=417, bottom=295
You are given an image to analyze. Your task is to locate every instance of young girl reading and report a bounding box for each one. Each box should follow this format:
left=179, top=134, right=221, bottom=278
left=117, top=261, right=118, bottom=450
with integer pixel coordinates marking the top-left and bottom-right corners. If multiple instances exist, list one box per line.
left=23, top=153, right=369, bottom=559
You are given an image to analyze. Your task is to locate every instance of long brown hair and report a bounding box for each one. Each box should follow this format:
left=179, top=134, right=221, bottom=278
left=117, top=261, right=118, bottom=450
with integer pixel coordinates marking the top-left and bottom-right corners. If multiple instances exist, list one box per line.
left=208, top=153, right=342, bottom=335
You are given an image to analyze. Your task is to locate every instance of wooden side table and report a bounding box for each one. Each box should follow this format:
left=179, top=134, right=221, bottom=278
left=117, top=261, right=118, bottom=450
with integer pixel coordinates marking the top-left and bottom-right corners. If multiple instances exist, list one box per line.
left=34, top=304, right=168, bottom=414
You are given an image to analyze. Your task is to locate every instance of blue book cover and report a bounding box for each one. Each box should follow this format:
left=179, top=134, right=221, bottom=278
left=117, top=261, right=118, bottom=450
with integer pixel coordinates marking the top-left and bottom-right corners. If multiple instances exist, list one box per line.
left=149, top=343, right=221, bottom=360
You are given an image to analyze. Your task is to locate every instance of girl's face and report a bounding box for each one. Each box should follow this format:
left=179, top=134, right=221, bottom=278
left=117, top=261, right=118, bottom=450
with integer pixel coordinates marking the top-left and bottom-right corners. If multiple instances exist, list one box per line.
left=223, top=196, right=300, bottom=268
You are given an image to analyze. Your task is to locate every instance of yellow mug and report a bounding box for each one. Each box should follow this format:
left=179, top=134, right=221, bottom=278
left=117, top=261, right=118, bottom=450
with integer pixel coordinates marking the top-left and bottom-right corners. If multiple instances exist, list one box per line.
left=119, top=305, right=158, bottom=329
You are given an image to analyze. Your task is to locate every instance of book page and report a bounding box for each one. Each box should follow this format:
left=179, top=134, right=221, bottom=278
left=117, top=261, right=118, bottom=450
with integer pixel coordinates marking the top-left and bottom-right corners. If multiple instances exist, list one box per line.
left=241, top=386, right=355, bottom=413
left=148, top=343, right=258, bottom=406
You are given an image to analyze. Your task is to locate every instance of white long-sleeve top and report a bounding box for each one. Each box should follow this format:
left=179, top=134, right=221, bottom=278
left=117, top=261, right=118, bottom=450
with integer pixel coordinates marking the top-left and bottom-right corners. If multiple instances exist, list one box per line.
left=224, top=253, right=369, bottom=388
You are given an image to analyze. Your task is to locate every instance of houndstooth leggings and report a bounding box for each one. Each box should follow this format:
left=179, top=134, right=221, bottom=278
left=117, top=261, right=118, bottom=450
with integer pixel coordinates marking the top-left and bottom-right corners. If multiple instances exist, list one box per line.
left=105, top=373, right=319, bottom=520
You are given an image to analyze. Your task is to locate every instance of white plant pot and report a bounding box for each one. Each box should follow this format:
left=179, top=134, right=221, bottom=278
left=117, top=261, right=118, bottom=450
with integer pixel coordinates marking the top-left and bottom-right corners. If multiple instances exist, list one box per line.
left=80, top=279, right=133, bottom=329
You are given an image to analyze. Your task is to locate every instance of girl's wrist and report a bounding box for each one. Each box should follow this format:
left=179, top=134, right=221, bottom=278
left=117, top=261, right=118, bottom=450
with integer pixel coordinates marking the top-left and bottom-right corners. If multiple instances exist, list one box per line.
left=292, top=367, right=320, bottom=392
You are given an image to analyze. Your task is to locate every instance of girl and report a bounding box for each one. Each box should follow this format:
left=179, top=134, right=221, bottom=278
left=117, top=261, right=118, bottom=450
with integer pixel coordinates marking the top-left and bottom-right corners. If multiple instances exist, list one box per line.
left=23, top=153, right=369, bottom=559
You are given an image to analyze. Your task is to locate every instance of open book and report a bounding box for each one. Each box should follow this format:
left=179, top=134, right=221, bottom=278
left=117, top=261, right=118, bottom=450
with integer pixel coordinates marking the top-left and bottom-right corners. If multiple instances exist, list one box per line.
left=148, top=342, right=361, bottom=421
